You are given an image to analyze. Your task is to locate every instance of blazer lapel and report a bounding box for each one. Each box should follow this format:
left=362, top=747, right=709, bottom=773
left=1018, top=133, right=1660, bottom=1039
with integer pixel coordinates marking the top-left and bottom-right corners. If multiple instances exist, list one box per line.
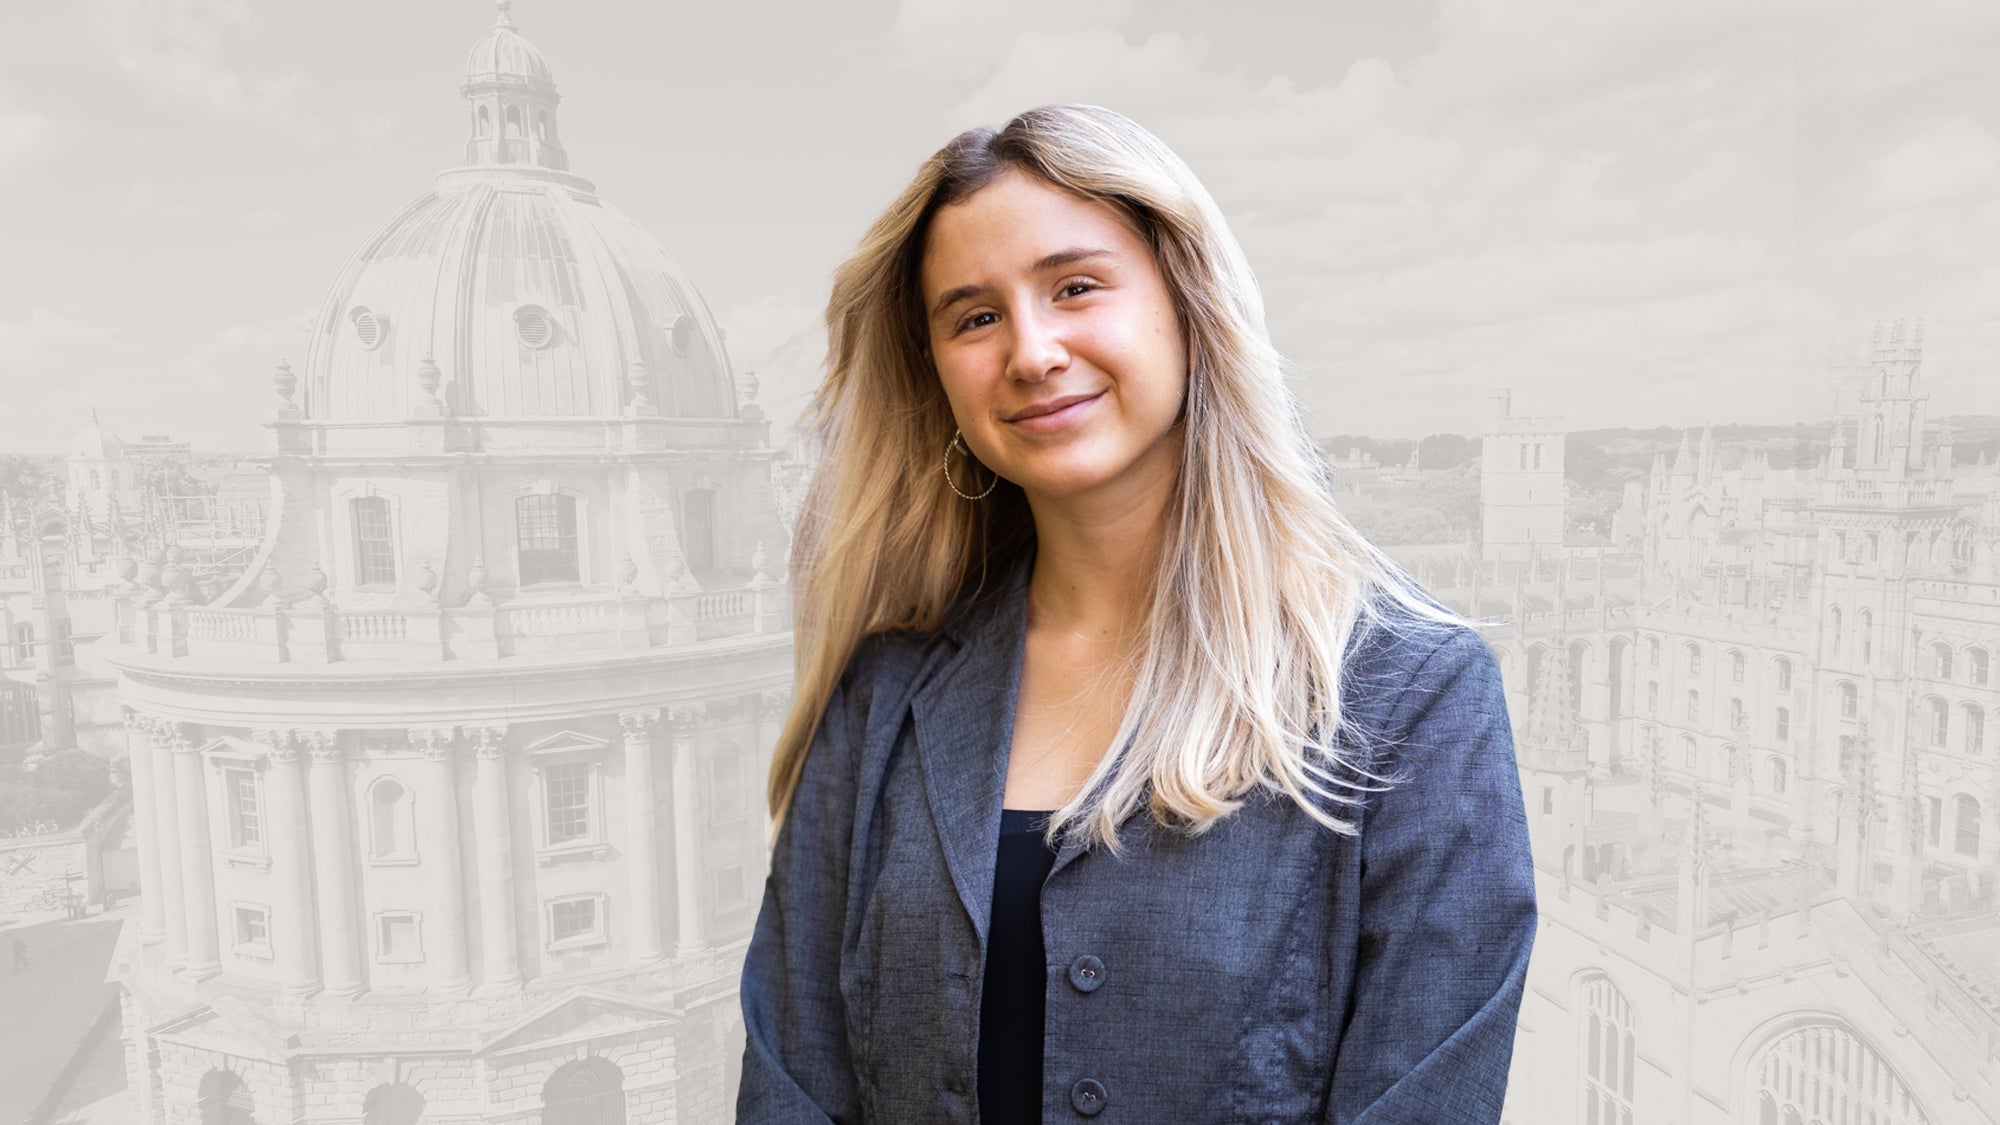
left=908, top=555, right=1033, bottom=948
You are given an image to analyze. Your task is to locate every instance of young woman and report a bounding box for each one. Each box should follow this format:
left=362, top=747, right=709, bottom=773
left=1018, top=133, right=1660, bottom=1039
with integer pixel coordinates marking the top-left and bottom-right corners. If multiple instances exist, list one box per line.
left=737, top=104, right=1536, bottom=1124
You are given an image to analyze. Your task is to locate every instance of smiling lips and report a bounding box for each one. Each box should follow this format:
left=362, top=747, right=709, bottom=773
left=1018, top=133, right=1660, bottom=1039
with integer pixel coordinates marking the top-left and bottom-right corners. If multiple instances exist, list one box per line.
left=1005, top=391, right=1104, bottom=424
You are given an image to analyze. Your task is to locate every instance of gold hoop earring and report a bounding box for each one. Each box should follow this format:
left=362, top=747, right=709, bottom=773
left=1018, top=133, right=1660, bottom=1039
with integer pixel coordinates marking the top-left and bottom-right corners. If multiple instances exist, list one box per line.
left=943, top=429, right=998, bottom=500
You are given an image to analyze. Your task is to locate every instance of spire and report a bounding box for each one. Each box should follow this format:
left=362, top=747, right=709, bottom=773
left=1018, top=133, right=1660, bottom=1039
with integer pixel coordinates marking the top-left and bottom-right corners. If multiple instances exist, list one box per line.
left=495, top=0, right=516, bottom=29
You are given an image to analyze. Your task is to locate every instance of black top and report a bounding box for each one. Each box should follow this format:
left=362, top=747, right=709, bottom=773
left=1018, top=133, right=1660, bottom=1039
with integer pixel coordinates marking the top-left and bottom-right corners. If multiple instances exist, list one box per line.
left=978, top=808, right=1059, bottom=1124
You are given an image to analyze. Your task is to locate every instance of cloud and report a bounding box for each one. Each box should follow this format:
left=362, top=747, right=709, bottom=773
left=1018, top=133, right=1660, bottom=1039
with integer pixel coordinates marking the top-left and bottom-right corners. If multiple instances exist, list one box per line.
left=0, top=94, right=55, bottom=178
left=87, top=0, right=321, bottom=140
left=1871, top=115, right=2000, bottom=207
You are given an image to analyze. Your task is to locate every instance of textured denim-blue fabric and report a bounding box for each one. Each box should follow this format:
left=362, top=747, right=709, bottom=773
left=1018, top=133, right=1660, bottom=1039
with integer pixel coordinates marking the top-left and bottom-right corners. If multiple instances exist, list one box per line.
left=738, top=557, right=1537, bottom=1124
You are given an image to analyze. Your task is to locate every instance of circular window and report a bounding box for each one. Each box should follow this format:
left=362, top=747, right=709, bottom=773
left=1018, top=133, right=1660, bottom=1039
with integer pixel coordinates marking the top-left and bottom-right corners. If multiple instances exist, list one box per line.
left=515, top=304, right=554, bottom=349
left=669, top=314, right=694, bottom=356
left=350, top=306, right=387, bottom=350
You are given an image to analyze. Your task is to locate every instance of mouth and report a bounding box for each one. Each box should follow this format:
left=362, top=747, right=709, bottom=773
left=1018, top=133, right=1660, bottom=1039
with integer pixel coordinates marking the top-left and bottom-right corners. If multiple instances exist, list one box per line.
left=1005, top=391, right=1104, bottom=423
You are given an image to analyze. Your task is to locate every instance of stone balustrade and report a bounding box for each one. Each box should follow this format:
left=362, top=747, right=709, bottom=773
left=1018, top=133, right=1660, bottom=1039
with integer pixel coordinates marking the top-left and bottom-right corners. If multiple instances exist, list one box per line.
left=120, top=582, right=789, bottom=664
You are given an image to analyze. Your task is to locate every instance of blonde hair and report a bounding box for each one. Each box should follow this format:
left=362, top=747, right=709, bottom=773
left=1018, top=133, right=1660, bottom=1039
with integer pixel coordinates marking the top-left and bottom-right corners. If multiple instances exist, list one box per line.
left=770, top=104, right=1484, bottom=852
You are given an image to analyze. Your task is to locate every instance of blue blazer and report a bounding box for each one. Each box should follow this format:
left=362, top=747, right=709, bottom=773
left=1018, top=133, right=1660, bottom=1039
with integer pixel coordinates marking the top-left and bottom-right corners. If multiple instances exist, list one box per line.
left=738, top=556, right=1537, bottom=1123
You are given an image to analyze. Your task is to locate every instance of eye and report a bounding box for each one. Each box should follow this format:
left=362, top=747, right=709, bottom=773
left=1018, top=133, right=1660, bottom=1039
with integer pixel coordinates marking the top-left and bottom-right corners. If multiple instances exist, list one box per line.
left=954, top=310, right=998, bottom=334
left=1058, top=279, right=1099, bottom=299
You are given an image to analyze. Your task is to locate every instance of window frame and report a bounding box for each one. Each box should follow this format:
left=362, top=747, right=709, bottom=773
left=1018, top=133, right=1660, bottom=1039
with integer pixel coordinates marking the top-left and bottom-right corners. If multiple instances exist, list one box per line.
left=351, top=495, right=398, bottom=588
left=512, top=485, right=590, bottom=588
left=206, top=748, right=272, bottom=871
left=374, top=910, right=425, bottom=965
left=543, top=891, right=609, bottom=953
left=231, top=901, right=273, bottom=961
left=526, top=730, right=612, bottom=864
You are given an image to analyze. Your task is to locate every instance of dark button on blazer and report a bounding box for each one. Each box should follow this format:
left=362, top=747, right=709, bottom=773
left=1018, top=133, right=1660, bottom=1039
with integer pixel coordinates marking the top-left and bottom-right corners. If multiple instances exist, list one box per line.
left=738, top=556, right=1537, bottom=1123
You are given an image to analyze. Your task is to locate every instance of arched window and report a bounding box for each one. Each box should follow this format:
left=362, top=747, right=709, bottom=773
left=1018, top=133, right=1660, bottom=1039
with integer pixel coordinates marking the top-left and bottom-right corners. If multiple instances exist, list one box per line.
left=1646, top=682, right=1658, bottom=715
left=369, top=778, right=413, bottom=861
left=542, top=1056, right=625, bottom=1125
left=1926, top=697, right=1948, bottom=747
left=352, top=496, right=396, bottom=586
left=11, top=623, right=31, bottom=665
left=1774, top=657, right=1792, bottom=693
left=1956, top=795, right=1982, bottom=857
left=476, top=104, right=491, bottom=137
left=1972, top=648, right=1991, bottom=687
left=1751, top=1022, right=1926, bottom=1125
left=1775, top=706, right=1790, bottom=742
left=198, top=1069, right=255, bottom=1125
left=1685, top=689, right=1699, bottom=722
left=1966, top=706, right=1986, bottom=756
left=1685, top=643, right=1702, bottom=675
left=1839, top=681, right=1857, bottom=720
left=1580, top=975, right=1636, bottom=1125
left=1679, top=734, right=1697, bottom=770
left=1729, top=697, right=1747, bottom=732
left=1729, top=650, right=1745, bottom=683
left=504, top=104, right=523, bottom=138
left=363, top=1083, right=425, bottom=1125
left=1647, top=637, right=1660, bottom=669
left=535, top=108, right=550, bottom=140
left=682, top=487, right=716, bottom=572
left=1859, top=609, right=1872, bottom=664
left=1932, top=642, right=1954, bottom=680
left=88, top=468, right=100, bottom=489
left=516, top=493, right=580, bottom=585
left=1771, top=759, right=1788, bottom=795
left=1829, top=606, right=1843, bottom=656
left=1867, top=532, right=1879, bottom=562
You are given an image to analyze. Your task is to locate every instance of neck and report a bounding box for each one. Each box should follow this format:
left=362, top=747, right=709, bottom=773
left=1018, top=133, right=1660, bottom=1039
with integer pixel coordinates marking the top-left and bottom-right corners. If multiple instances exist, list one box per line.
left=1022, top=477, right=1174, bottom=645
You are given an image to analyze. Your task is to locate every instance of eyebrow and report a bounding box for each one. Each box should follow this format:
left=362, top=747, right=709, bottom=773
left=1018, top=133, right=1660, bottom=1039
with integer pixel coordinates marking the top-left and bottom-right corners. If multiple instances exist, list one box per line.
left=928, top=247, right=1116, bottom=322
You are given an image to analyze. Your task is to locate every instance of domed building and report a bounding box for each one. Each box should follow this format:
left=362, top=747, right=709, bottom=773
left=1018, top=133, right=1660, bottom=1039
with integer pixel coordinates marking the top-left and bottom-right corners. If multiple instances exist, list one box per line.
left=104, top=5, right=788, bottom=1122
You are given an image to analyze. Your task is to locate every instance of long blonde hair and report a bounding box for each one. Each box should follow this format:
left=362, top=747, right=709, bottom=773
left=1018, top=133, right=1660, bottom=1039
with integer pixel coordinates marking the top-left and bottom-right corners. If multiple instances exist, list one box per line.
left=770, top=104, right=1483, bottom=852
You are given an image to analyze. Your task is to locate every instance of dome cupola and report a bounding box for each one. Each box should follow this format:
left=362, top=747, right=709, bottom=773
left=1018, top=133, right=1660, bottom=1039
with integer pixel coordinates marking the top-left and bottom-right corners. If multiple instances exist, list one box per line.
left=461, top=0, right=567, bottom=172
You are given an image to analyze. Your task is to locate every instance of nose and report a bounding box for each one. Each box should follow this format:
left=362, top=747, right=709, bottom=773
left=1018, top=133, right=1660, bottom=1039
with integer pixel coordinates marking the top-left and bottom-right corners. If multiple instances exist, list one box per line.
left=1005, top=305, right=1068, bottom=383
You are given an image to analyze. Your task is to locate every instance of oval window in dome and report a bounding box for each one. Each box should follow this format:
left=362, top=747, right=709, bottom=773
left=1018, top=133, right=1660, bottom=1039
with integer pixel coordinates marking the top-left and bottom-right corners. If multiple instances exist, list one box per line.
left=669, top=314, right=695, bottom=356
left=516, top=304, right=554, bottom=349
left=350, top=306, right=387, bottom=351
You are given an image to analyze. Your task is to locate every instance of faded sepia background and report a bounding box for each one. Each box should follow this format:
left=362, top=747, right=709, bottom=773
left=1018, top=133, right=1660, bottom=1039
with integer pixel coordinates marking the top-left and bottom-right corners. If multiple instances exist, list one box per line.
left=1, top=0, right=1996, bottom=1122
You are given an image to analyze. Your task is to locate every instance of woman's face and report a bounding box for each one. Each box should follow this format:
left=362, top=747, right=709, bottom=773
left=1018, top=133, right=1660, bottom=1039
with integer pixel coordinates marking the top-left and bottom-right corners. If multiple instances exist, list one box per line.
left=919, top=170, right=1187, bottom=509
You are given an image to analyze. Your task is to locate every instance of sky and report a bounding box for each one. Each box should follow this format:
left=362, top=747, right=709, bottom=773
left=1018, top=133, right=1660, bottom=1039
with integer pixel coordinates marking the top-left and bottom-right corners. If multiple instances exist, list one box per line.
left=1, top=0, right=1998, bottom=455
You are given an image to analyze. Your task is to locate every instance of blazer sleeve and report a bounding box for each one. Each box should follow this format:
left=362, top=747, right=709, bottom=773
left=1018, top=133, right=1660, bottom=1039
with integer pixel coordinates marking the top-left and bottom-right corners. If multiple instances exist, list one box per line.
left=1325, top=627, right=1538, bottom=1125
left=737, top=660, right=867, bottom=1124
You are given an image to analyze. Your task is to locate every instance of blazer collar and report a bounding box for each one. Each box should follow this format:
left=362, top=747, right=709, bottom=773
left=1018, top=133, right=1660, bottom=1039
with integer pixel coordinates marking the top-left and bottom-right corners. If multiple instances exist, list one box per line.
left=908, top=550, right=1035, bottom=948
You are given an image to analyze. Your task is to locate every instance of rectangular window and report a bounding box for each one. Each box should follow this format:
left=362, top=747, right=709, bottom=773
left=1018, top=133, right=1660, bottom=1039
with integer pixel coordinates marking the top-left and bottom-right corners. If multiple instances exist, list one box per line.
left=551, top=897, right=597, bottom=943
left=713, top=864, right=749, bottom=912
left=516, top=493, right=580, bottom=585
left=226, top=767, right=262, bottom=850
left=544, top=761, right=591, bottom=844
left=377, top=912, right=422, bottom=962
left=352, top=497, right=396, bottom=585
left=233, top=904, right=270, bottom=955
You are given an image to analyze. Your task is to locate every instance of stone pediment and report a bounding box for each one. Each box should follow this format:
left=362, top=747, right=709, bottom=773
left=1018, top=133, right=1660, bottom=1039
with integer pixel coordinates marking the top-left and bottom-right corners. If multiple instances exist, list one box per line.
left=146, top=1001, right=289, bottom=1064
left=521, top=729, right=612, bottom=757
left=477, top=987, right=678, bottom=1058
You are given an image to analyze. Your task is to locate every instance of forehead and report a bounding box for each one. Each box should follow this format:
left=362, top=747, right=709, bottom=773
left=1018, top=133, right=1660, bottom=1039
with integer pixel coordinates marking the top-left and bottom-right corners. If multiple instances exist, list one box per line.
left=919, top=173, right=1145, bottom=290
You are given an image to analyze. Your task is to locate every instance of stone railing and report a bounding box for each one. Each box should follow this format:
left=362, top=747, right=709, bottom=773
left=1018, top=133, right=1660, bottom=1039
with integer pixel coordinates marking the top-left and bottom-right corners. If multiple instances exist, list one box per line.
left=119, top=581, right=790, bottom=665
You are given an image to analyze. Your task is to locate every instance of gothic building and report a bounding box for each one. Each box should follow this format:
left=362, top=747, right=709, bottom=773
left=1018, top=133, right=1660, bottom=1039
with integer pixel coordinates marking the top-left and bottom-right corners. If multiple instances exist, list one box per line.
left=102, top=5, right=789, bottom=1122
left=1439, top=322, right=2000, bottom=1123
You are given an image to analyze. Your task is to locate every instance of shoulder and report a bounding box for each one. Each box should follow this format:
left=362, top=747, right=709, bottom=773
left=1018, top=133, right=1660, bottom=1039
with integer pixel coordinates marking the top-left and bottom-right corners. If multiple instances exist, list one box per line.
left=1342, top=612, right=1497, bottom=725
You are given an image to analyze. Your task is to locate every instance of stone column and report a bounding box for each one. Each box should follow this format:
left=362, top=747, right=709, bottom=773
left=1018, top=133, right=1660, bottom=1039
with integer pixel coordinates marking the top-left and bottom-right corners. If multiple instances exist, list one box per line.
left=667, top=707, right=707, bottom=957
left=254, top=729, right=319, bottom=995
left=412, top=727, right=471, bottom=994
left=620, top=709, right=665, bottom=964
left=755, top=692, right=791, bottom=830
left=304, top=731, right=364, bottom=996
left=169, top=725, right=220, bottom=978
left=145, top=719, right=188, bottom=967
left=120, top=709, right=166, bottom=944
left=468, top=724, right=521, bottom=991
